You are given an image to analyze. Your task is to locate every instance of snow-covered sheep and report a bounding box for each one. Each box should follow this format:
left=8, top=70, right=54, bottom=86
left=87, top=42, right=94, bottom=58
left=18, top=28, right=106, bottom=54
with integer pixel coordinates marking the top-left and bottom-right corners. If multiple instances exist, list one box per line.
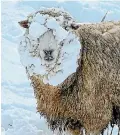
left=18, top=8, right=120, bottom=135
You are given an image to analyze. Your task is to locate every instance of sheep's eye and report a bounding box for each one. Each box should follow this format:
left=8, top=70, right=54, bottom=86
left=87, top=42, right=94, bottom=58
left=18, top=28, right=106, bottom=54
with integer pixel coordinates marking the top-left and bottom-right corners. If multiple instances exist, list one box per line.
left=60, top=41, right=64, bottom=46
left=43, top=50, right=48, bottom=54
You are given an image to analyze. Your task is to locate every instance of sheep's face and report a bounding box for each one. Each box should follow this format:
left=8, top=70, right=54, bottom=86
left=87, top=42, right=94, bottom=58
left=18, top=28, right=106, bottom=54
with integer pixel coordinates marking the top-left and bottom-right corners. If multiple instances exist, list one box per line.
left=38, top=30, right=59, bottom=66
left=18, top=11, right=81, bottom=85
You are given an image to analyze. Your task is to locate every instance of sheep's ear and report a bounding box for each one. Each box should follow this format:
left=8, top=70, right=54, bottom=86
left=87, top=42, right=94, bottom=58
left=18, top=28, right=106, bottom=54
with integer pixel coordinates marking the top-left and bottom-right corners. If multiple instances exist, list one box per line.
left=18, top=20, right=29, bottom=28
left=71, top=23, right=80, bottom=30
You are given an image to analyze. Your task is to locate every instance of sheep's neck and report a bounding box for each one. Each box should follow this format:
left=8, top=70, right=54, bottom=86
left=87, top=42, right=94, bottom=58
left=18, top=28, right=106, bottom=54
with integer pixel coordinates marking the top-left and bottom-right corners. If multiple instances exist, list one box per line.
left=30, top=75, right=63, bottom=117
left=30, top=75, right=60, bottom=99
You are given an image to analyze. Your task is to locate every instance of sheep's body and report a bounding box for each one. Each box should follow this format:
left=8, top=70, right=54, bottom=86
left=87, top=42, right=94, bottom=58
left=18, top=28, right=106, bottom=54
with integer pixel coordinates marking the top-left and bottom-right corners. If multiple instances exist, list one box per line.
left=19, top=8, right=120, bottom=135
left=76, top=21, right=120, bottom=134
left=30, top=21, right=120, bottom=135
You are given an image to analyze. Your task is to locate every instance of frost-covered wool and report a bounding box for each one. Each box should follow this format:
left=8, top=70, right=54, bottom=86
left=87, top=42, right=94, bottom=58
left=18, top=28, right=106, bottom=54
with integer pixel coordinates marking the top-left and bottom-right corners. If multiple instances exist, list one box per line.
left=19, top=8, right=81, bottom=86
left=19, top=8, right=120, bottom=135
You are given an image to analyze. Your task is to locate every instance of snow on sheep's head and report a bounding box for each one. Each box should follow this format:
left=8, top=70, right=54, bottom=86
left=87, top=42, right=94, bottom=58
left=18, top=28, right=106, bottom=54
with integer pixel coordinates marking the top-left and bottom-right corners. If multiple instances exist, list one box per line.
left=18, top=8, right=81, bottom=86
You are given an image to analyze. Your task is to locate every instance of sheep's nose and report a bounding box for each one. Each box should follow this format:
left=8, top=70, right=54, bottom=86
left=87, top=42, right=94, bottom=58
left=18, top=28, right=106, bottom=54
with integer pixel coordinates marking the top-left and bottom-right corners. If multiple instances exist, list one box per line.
left=43, top=50, right=53, bottom=55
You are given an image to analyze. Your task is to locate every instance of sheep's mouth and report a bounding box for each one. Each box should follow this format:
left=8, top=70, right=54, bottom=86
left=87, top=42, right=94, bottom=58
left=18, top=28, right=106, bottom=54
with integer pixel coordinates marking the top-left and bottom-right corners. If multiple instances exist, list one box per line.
left=44, top=56, right=54, bottom=62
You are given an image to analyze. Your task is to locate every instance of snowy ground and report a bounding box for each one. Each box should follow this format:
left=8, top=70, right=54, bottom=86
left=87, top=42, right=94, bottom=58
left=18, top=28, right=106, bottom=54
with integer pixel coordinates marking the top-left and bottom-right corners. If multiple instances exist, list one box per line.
left=1, top=1, right=120, bottom=135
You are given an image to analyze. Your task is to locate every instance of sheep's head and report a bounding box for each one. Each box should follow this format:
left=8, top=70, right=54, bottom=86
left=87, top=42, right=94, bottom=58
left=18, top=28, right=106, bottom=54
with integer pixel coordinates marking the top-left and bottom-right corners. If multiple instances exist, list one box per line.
left=19, top=8, right=81, bottom=86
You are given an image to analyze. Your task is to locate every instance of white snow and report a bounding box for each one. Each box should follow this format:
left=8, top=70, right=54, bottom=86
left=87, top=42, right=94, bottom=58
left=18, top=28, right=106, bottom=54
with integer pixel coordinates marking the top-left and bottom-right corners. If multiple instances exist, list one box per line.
left=1, top=1, right=120, bottom=135
left=47, top=18, right=68, bottom=41
left=33, top=14, right=46, bottom=24
left=1, top=127, right=6, bottom=135
left=29, top=22, right=47, bottom=38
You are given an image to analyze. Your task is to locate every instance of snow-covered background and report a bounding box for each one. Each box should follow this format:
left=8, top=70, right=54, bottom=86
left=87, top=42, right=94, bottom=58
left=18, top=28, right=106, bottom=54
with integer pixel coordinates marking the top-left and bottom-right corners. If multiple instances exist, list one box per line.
left=1, top=1, right=120, bottom=135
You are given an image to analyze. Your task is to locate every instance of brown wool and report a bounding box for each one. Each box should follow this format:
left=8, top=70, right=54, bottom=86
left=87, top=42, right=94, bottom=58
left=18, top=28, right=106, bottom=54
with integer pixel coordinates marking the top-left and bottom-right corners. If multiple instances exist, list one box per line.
left=29, top=21, right=120, bottom=135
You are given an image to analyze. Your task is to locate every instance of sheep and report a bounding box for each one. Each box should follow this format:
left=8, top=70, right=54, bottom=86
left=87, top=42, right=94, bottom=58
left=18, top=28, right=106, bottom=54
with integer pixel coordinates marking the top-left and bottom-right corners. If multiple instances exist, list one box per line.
left=18, top=8, right=120, bottom=135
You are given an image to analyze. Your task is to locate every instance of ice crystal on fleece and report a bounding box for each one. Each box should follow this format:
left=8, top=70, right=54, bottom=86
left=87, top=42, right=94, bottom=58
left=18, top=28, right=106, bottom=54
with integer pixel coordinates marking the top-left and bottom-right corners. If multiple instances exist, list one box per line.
left=19, top=8, right=81, bottom=86
left=29, top=22, right=47, bottom=38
